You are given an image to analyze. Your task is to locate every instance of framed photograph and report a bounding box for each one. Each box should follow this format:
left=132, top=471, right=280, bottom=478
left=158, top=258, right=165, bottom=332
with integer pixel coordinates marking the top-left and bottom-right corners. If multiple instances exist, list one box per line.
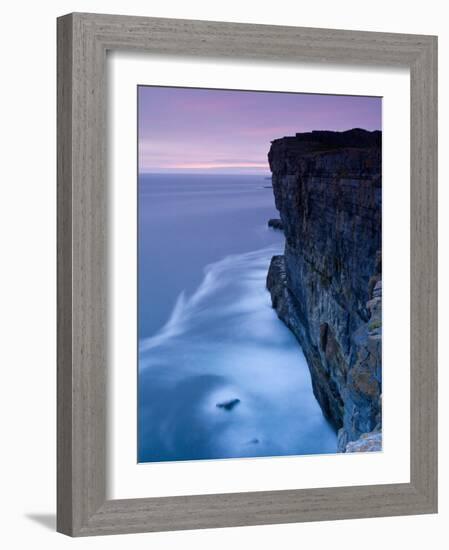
left=57, top=13, right=437, bottom=536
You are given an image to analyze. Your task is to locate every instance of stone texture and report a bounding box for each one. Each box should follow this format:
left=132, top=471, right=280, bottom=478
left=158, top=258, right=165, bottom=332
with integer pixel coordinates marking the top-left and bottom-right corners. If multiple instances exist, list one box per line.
left=345, top=430, right=382, bottom=453
left=266, top=128, right=382, bottom=451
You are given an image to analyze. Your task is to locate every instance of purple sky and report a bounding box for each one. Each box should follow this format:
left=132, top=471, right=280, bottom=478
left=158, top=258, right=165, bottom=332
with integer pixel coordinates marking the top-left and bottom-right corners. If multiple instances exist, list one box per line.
left=138, top=86, right=381, bottom=175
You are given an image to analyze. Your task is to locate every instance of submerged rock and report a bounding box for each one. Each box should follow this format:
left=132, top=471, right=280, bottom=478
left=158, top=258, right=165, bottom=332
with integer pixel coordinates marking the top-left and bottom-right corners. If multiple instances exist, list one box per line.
left=266, top=128, right=382, bottom=450
left=216, top=398, right=240, bottom=411
left=268, top=218, right=284, bottom=231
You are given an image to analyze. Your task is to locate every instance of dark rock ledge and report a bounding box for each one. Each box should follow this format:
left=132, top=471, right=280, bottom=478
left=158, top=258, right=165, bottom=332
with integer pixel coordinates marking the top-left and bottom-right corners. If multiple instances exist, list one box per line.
left=268, top=218, right=284, bottom=231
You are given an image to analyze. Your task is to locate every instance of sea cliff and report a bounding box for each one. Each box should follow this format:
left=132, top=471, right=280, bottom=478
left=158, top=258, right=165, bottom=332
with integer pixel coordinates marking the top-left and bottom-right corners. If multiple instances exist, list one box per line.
left=266, top=128, right=382, bottom=452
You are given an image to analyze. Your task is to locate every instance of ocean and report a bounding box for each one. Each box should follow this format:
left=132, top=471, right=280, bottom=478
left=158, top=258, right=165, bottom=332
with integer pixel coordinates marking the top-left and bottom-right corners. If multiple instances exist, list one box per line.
left=138, top=173, right=336, bottom=462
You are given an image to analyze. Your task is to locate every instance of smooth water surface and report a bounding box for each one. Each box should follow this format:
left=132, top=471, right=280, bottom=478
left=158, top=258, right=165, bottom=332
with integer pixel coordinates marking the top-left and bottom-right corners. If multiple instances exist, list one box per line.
left=138, top=174, right=336, bottom=462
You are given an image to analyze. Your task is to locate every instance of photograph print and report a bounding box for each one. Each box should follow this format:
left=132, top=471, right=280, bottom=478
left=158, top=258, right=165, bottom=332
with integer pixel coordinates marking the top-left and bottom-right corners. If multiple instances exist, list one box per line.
left=138, top=85, right=382, bottom=463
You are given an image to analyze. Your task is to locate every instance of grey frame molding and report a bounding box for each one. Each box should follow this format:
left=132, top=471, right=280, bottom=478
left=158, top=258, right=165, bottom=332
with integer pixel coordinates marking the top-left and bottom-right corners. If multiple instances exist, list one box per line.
left=57, top=12, right=438, bottom=537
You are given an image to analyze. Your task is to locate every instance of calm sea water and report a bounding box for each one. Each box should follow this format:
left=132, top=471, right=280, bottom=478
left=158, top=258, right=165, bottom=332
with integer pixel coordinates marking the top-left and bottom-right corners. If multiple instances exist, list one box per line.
left=138, top=173, right=336, bottom=462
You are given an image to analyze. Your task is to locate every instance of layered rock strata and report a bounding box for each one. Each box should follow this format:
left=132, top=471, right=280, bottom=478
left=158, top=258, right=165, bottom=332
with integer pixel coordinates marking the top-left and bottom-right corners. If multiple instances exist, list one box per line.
left=266, top=129, right=382, bottom=451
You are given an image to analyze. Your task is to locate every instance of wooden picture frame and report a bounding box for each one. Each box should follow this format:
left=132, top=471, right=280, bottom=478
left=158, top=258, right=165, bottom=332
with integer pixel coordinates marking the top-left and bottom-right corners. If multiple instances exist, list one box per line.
left=57, top=12, right=438, bottom=536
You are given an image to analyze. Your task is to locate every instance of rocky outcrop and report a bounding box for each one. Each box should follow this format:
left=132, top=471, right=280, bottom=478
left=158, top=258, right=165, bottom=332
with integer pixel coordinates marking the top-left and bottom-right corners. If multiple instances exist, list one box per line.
left=268, top=218, right=284, bottom=231
left=266, top=129, right=382, bottom=451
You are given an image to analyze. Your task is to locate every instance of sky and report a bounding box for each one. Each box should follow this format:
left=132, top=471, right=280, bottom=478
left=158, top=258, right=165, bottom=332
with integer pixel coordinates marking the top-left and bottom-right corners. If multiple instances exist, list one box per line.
left=138, top=86, right=381, bottom=175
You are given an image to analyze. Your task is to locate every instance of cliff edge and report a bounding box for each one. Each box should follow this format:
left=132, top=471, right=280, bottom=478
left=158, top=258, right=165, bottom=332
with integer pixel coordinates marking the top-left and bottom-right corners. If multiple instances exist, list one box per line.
left=266, top=129, right=382, bottom=452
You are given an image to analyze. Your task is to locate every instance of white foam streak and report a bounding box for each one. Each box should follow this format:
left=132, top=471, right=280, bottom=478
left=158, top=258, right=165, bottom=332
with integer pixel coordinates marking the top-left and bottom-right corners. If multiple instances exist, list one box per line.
left=139, top=245, right=279, bottom=354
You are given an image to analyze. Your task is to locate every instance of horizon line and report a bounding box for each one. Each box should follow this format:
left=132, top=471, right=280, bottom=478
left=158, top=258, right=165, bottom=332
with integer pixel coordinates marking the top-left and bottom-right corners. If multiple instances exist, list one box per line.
left=139, top=171, right=272, bottom=176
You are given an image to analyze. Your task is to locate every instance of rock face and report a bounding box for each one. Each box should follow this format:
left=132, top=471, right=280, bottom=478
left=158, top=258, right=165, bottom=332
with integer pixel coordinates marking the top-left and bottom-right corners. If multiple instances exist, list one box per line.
left=345, top=430, right=382, bottom=453
left=266, top=129, right=382, bottom=451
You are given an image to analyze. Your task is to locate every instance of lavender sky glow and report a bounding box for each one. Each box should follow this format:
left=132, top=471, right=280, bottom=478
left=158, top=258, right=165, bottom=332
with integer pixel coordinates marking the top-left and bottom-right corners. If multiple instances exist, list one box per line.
left=138, top=86, right=381, bottom=175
